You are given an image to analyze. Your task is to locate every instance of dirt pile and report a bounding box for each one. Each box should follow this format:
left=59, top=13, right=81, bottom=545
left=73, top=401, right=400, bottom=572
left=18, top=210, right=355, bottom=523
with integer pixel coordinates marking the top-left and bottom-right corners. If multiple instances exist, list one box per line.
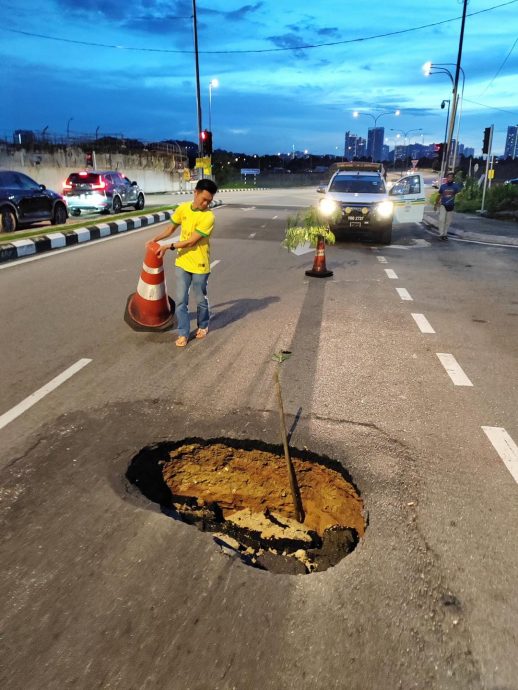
left=159, top=441, right=365, bottom=574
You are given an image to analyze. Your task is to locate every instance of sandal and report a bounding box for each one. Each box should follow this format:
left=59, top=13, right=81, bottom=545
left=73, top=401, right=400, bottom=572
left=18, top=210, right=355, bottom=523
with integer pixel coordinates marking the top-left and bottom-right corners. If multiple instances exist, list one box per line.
left=195, top=328, right=209, bottom=339
left=175, top=336, right=188, bottom=347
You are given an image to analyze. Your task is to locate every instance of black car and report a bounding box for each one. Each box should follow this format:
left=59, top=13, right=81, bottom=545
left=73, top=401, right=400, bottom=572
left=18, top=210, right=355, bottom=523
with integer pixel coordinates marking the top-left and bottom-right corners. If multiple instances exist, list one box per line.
left=0, top=170, right=68, bottom=233
left=62, top=170, right=145, bottom=215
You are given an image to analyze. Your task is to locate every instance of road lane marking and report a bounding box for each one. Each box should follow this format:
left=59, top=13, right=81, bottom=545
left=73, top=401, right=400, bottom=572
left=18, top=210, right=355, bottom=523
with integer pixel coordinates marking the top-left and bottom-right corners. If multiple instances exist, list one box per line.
left=482, top=427, right=518, bottom=483
left=436, top=353, right=473, bottom=386
left=384, top=269, right=398, bottom=279
left=411, top=313, right=435, bottom=333
left=272, top=215, right=278, bottom=219
left=261, top=224, right=266, bottom=228
left=396, top=288, right=413, bottom=301
left=377, top=256, right=388, bottom=263
left=249, top=233, right=256, bottom=238
left=0, top=359, right=92, bottom=431
left=210, top=260, right=220, bottom=269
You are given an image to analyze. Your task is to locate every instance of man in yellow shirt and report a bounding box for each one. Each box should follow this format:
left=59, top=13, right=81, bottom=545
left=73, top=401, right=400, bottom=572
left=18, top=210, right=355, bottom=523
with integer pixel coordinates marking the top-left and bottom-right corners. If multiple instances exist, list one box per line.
left=150, top=178, right=218, bottom=347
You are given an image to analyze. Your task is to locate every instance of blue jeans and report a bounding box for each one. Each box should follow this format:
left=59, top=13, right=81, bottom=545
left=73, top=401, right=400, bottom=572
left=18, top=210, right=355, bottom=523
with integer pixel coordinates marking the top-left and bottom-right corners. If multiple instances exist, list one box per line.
left=175, top=267, right=210, bottom=338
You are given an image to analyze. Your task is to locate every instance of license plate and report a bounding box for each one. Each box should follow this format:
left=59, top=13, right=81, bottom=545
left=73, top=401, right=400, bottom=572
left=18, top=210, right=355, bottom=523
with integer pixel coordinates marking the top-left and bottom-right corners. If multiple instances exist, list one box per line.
left=349, top=216, right=363, bottom=221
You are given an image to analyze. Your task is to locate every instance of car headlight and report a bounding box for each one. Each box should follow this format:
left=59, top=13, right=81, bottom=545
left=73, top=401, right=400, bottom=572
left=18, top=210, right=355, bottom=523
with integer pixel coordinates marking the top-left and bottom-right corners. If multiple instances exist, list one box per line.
left=376, top=201, right=394, bottom=218
left=319, top=198, right=339, bottom=216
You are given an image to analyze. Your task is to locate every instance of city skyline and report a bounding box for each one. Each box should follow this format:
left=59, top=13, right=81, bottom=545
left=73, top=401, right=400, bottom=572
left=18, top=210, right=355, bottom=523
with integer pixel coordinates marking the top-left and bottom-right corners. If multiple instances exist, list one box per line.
left=2, top=0, right=518, bottom=155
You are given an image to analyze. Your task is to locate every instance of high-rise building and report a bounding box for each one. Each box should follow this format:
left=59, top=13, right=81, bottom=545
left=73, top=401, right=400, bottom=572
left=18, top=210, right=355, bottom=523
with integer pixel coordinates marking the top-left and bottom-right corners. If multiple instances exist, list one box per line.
left=367, top=127, right=384, bottom=161
left=344, top=131, right=358, bottom=159
left=504, top=125, right=518, bottom=158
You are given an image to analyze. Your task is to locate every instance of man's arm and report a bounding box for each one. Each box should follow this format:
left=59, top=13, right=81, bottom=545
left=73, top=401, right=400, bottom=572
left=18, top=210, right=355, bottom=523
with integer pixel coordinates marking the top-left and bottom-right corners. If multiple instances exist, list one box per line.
left=154, top=231, right=204, bottom=259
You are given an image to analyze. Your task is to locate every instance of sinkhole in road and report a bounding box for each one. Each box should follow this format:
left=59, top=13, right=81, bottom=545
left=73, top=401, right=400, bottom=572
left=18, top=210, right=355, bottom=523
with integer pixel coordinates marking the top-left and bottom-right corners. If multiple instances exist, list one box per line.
left=127, top=438, right=366, bottom=575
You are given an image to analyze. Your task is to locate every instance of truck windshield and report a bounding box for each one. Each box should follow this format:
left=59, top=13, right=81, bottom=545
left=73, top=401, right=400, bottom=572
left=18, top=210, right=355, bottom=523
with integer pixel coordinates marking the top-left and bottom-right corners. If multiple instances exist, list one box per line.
left=330, top=176, right=385, bottom=194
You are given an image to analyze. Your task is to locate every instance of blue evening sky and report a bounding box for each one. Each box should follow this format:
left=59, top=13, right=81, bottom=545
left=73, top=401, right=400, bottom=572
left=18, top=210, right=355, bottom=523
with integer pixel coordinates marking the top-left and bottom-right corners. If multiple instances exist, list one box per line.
left=2, top=0, right=517, bottom=155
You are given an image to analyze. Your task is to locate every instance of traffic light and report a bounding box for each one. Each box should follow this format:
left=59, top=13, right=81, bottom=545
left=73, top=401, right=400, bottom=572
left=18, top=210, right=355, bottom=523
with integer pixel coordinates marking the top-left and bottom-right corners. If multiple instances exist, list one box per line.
left=482, top=127, right=491, bottom=154
left=200, top=130, right=213, bottom=156
left=434, top=143, right=444, bottom=158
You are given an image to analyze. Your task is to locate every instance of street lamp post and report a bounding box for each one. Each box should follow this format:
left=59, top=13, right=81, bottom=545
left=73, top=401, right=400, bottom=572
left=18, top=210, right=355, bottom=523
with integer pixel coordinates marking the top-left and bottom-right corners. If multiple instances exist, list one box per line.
left=353, top=109, right=400, bottom=160
left=208, top=78, right=219, bottom=133
left=66, top=117, right=74, bottom=143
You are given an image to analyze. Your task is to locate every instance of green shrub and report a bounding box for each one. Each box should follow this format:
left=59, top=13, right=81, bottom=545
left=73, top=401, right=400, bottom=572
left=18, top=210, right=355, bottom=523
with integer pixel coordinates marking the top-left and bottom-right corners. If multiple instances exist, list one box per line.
left=485, top=184, right=518, bottom=214
left=454, top=176, right=481, bottom=213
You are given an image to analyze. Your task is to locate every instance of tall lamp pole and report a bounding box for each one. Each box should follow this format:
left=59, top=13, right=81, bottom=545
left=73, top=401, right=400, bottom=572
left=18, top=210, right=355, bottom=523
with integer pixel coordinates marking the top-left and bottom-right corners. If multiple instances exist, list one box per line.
left=192, top=0, right=203, bottom=157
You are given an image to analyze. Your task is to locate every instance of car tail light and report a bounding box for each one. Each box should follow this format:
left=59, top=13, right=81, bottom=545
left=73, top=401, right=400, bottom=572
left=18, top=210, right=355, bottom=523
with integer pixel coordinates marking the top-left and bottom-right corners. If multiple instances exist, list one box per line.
left=63, top=180, right=72, bottom=190
left=91, top=177, right=106, bottom=190
left=79, top=171, right=89, bottom=177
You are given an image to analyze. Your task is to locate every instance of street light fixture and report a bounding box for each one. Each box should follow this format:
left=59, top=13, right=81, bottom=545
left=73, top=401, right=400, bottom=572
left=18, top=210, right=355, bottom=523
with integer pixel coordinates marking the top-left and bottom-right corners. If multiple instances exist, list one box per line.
left=208, top=78, right=219, bottom=133
left=423, top=61, right=466, bottom=178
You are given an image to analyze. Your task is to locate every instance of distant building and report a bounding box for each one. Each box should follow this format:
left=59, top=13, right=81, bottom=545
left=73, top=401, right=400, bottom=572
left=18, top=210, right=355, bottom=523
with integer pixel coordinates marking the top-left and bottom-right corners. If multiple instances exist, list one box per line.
left=13, top=129, right=36, bottom=145
left=367, top=127, right=384, bottom=162
left=381, top=144, right=389, bottom=160
left=504, top=125, right=518, bottom=159
left=463, top=147, right=474, bottom=158
left=344, top=131, right=359, bottom=159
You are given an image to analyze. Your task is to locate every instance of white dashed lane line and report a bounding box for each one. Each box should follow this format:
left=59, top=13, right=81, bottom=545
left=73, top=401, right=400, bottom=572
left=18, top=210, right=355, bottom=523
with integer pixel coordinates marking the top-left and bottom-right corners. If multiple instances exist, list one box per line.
left=436, top=353, right=473, bottom=386
left=396, top=288, right=413, bottom=301
left=384, top=268, right=398, bottom=279
left=0, top=358, right=92, bottom=431
left=249, top=233, right=256, bottom=238
left=482, top=427, right=518, bottom=483
left=411, top=313, right=435, bottom=334
left=210, top=260, right=220, bottom=269
left=377, top=256, right=388, bottom=263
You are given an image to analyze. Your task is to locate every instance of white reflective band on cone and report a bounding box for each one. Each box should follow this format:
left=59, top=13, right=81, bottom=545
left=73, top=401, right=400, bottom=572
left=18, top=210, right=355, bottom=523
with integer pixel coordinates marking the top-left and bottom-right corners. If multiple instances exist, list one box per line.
left=142, top=263, right=164, bottom=275
left=137, top=278, right=166, bottom=300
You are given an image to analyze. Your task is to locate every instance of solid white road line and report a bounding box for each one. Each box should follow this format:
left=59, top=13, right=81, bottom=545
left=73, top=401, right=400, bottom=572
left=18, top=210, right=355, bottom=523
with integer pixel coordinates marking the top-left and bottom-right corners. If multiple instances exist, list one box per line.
left=436, top=353, right=473, bottom=386
left=249, top=233, right=256, bottom=238
left=210, top=260, right=220, bottom=269
left=377, top=256, right=388, bottom=263
left=396, top=288, right=413, bottom=301
left=411, top=313, right=436, bottom=334
left=0, top=358, right=92, bottom=431
left=384, top=268, right=398, bottom=279
left=482, top=426, right=518, bottom=484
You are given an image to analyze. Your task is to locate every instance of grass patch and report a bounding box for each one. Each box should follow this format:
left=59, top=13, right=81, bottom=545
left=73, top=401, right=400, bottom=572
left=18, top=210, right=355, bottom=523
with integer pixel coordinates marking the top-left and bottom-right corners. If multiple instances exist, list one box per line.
left=0, top=205, right=176, bottom=244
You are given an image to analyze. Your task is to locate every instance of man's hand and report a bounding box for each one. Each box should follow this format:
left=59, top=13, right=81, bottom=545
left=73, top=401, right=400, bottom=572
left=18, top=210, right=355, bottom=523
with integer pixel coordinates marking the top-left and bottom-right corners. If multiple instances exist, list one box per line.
left=155, top=244, right=169, bottom=259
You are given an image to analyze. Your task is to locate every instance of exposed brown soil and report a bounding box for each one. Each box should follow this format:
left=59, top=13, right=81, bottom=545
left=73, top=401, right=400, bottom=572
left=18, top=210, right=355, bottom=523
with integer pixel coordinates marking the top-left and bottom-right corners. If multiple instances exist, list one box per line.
left=159, top=442, right=365, bottom=572
left=163, top=443, right=364, bottom=537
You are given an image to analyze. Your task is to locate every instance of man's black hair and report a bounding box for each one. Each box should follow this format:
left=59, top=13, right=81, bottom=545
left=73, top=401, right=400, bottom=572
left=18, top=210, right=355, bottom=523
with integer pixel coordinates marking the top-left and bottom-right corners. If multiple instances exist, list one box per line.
left=196, top=178, right=218, bottom=195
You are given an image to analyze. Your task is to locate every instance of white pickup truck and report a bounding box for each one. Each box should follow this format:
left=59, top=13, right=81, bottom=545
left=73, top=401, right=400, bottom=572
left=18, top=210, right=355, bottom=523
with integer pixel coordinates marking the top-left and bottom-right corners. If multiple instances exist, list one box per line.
left=317, top=163, right=426, bottom=244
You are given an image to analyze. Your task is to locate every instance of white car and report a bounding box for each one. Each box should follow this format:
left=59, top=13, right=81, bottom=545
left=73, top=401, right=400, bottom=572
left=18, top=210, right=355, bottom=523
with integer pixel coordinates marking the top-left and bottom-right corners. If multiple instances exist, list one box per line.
left=317, top=163, right=426, bottom=244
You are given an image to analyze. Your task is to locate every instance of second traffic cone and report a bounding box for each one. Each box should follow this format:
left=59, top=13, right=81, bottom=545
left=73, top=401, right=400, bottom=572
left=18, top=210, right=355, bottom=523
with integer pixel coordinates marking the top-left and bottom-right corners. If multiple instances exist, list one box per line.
left=305, top=235, right=333, bottom=278
left=124, top=242, right=175, bottom=331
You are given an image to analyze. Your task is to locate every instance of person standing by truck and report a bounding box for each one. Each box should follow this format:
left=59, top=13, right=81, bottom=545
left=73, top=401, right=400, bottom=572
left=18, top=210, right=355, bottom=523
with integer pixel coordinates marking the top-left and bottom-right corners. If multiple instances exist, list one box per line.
left=434, top=172, right=462, bottom=240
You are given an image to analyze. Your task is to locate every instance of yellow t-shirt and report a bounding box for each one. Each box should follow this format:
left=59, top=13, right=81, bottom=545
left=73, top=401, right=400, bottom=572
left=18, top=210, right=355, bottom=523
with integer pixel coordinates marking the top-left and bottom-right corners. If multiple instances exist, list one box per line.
left=172, top=202, right=215, bottom=274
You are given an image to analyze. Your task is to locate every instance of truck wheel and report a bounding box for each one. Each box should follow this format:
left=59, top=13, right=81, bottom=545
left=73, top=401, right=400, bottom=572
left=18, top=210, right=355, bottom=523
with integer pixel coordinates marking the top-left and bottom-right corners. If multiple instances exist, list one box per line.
left=378, top=225, right=392, bottom=245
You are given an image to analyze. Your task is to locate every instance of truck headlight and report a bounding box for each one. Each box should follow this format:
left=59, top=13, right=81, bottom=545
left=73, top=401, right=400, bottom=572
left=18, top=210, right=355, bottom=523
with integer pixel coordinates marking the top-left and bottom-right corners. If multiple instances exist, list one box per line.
left=376, top=201, right=394, bottom=218
left=319, top=198, right=339, bottom=216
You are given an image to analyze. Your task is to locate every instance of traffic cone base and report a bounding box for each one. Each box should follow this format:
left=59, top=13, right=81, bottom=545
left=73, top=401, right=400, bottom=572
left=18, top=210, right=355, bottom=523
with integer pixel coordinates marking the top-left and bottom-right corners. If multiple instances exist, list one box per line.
left=305, top=236, right=333, bottom=278
left=124, top=242, right=176, bottom=331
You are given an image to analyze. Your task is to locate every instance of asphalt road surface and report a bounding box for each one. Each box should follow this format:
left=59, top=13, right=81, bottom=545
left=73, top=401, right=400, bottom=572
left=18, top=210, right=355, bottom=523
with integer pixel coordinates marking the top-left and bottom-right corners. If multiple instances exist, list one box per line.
left=1, top=188, right=517, bottom=690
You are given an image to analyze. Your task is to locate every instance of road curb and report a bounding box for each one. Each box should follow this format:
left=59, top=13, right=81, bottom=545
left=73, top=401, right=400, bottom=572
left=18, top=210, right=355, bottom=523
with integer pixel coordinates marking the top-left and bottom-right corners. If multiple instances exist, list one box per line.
left=0, top=201, right=224, bottom=265
left=422, top=213, right=518, bottom=247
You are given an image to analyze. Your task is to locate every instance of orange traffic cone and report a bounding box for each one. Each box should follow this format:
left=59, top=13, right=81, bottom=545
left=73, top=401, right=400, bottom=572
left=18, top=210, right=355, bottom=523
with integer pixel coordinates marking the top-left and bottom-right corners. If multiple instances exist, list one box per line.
left=305, top=235, right=333, bottom=278
left=124, top=242, right=175, bottom=331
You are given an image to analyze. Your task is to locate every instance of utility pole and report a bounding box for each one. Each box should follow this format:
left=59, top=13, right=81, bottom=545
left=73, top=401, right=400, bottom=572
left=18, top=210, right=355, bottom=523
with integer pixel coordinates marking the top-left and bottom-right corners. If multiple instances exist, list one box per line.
left=192, top=0, right=203, bottom=158
left=480, top=125, right=494, bottom=213
left=444, top=0, right=468, bottom=174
